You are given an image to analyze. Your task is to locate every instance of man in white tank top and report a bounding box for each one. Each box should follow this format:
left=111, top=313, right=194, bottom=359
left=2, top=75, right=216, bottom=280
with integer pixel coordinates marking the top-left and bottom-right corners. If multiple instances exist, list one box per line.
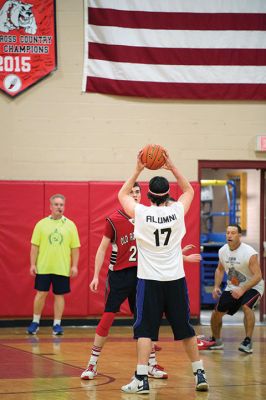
left=204, top=224, right=264, bottom=353
left=118, top=150, right=209, bottom=394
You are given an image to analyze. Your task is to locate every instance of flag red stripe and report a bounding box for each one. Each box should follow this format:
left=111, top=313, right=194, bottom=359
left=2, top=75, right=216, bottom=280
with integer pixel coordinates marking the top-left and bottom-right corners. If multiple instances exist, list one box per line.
left=89, top=8, right=266, bottom=31
left=86, top=77, right=266, bottom=100
left=89, top=43, right=266, bottom=66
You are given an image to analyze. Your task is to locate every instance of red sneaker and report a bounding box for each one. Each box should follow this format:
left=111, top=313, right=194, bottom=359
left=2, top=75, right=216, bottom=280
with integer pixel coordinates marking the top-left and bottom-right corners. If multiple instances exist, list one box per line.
left=197, top=338, right=216, bottom=350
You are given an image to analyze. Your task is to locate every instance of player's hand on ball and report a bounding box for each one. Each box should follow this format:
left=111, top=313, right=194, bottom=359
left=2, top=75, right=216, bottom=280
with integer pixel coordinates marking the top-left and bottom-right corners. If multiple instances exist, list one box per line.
left=162, top=149, right=174, bottom=171
left=137, top=150, right=146, bottom=171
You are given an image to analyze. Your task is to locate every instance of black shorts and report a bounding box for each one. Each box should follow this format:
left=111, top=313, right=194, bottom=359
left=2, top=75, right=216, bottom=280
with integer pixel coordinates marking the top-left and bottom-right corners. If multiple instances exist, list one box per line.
left=216, top=289, right=261, bottom=316
left=133, top=277, right=195, bottom=341
left=34, top=274, right=70, bottom=295
left=104, top=266, right=137, bottom=313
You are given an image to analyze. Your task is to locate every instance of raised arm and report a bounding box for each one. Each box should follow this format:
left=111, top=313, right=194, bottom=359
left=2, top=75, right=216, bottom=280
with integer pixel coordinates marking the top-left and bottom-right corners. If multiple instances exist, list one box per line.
left=118, top=152, right=145, bottom=217
left=163, top=152, right=194, bottom=214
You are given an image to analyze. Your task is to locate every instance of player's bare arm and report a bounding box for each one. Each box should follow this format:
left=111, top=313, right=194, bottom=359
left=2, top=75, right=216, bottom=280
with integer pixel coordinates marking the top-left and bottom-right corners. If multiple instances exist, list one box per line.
left=118, top=151, right=145, bottom=217
left=182, top=244, right=196, bottom=254
left=231, top=254, right=262, bottom=299
left=163, top=150, right=194, bottom=214
left=90, top=236, right=111, bottom=292
left=212, top=262, right=225, bottom=299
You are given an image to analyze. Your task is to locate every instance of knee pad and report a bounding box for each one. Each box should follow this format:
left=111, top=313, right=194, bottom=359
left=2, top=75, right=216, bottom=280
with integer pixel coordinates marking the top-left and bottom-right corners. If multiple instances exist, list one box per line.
left=96, top=312, right=115, bottom=337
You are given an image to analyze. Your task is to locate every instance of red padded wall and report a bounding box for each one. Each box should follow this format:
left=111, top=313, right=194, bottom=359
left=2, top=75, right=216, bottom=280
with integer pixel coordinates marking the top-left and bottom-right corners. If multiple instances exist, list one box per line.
left=177, top=182, right=201, bottom=316
left=0, top=180, right=200, bottom=318
left=0, top=182, right=44, bottom=317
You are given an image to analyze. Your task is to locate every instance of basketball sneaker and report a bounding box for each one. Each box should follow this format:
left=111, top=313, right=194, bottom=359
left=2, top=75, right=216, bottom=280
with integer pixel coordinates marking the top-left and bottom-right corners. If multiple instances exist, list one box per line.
left=194, top=369, right=209, bottom=391
left=148, top=364, right=168, bottom=379
left=238, top=338, right=253, bottom=354
left=81, top=364, right=97, bottom=380
left=197, top=337, right=216, bottom=350
left=27, top=322, right=39, bottom=335
left=52, top=324, right=64, bottom=335
left=121, top=373, right=149, bottom=394
left=208, top=339, right=224, bottom=350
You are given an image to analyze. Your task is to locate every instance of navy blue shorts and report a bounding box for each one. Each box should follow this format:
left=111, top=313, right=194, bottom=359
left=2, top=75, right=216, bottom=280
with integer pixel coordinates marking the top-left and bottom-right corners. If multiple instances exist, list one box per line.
left=133, top=277, right=195, bottom=341
left=105, top=266, right=137, bottom=313
left=34, top=274, right=70, bottom=295
left=216, top=288, right=261, bottom=316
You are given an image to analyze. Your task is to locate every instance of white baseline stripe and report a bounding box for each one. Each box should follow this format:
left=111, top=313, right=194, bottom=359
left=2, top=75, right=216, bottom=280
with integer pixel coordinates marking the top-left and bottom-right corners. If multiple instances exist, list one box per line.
left=85, top=60, right=266, bottom=84
left=88, top=0, right=266, bottom=14
left=87, top=26, right=266, bottom=50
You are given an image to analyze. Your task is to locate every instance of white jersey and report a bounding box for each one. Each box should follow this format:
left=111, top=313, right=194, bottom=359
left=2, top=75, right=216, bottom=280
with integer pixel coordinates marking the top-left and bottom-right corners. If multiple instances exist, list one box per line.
left=219, top=242, right=264, bottom=295
left=134, top=202, right=186, bottom=281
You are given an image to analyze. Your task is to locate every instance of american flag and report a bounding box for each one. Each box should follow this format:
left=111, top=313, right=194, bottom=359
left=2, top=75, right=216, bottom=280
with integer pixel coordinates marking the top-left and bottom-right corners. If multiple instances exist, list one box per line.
left=82, top=0, right=266, bottom=100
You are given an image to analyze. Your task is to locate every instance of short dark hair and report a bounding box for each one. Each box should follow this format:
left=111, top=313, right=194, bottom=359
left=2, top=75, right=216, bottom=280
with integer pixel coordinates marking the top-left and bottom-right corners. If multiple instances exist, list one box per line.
left=148, top=176, right=169, bottom=206
left=133, top=182, right=141, bottom=190
left=227, top=224, right=242, bottom=233
left=149, top=176, right=169, bottom=194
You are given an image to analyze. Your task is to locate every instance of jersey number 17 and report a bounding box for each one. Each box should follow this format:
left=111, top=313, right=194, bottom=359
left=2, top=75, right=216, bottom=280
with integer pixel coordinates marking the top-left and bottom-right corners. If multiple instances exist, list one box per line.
left=153, top=228, right=172, bottom=247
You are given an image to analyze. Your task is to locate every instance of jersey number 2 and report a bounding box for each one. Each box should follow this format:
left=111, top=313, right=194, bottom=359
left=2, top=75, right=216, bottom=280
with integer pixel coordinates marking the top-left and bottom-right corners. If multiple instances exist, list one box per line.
left=153, top=228, right=172, bottom=247
left=129, top=245, right=137, bottom=262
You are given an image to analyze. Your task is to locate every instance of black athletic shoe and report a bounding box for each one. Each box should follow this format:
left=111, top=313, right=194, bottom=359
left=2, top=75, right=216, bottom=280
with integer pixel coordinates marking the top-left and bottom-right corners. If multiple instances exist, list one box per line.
left=194, top=369, right=209, bottom=391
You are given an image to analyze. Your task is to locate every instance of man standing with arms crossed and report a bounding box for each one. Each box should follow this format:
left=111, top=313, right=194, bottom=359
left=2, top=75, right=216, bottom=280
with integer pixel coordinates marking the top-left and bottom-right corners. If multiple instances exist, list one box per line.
left=118, top=150, right=208, bottom=394
left=27, top=194, right=80, bottom=335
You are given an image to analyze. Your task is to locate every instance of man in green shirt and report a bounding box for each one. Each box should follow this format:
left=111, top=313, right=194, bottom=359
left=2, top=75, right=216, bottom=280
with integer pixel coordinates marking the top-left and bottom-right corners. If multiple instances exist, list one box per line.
left=27, top=194, right=80, bottom=335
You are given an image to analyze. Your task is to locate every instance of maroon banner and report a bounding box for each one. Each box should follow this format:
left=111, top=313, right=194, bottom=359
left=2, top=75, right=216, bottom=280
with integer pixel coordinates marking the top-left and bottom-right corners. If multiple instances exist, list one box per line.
left=0, top=0, right=57, bottom=97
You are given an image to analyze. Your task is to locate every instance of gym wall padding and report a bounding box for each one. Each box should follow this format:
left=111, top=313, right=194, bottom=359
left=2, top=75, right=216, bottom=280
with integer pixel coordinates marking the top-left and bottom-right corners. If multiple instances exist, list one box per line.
left=0, top=181, right=200, bottom=318
left=182, top=183, right=201, bottom=317
left=0, top=182, right=44, bottom=317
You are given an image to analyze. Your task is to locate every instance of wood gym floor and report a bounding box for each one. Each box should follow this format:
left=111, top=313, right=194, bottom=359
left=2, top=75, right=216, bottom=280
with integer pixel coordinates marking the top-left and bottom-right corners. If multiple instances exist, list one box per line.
left=0, top=323, right=265, bottom=400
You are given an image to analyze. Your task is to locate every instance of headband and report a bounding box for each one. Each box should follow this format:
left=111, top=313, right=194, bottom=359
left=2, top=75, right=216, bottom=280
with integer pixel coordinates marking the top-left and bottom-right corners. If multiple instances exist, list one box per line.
left=148, top=189, right=170, bottom=197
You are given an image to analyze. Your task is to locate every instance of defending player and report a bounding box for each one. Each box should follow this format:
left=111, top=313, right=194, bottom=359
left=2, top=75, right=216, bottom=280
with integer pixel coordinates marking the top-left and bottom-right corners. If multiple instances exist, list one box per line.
left=81, top=183, right=167, bottom=380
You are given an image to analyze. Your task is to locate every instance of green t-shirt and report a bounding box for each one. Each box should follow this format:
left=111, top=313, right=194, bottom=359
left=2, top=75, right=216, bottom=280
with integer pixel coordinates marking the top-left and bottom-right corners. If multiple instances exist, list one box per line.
left=31, top=216, right=80, bottom=277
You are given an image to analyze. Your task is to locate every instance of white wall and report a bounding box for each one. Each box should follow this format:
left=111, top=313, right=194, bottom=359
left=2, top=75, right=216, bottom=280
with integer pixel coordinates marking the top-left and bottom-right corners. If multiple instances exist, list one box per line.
left=0, top=0, right=266, bottom=182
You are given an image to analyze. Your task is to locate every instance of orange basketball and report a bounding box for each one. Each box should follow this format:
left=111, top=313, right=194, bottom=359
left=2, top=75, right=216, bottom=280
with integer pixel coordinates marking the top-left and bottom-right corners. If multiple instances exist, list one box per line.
left=141, top=144, right=165, bottom=170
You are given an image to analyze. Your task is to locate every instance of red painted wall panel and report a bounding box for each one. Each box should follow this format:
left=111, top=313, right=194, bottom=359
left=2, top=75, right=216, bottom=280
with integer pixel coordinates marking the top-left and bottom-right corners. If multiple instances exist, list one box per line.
left=0, top=182, right=44, bottom=317
left=177, top=182, right=201, bottom=316
left=0, top=180, right=200, bottom=318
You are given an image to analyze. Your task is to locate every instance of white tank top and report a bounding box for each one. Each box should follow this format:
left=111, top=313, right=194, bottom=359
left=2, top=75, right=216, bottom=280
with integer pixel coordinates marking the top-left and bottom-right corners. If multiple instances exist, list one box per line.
left=219, top=242, right=264, bottom=295
left=134, top=202, right=186, bottom=281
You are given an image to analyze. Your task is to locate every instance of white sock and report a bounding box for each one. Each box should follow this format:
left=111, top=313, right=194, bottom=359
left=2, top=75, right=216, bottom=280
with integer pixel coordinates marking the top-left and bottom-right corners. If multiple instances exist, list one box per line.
left=89, top=345, right=102, bottom=365
left=148, top=346, right=157, bottom=366
left=137, top=364, right=148, bottom=376
left=33, top=314, right=41, bottom=323
left=192, top=360, right=204, bottom=373
left=53, top=319, right=61, bottom=326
